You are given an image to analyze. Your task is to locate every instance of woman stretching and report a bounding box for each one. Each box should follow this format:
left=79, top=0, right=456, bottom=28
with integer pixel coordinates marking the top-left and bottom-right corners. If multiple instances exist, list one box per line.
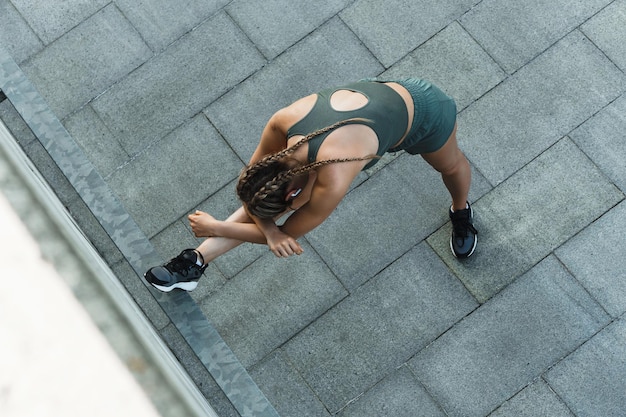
left=145, top=78, right=477, bottom=292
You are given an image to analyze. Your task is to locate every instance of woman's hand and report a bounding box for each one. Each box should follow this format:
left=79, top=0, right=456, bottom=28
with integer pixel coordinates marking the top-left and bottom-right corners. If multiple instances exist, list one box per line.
left=189, top=210, right=302, bottom=257
left=266, top=228, right=304, bottom=258
left=188, top=210, right=219, bottom=237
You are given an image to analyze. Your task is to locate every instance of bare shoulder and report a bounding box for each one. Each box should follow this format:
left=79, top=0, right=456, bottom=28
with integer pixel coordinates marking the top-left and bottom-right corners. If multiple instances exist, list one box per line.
left=252, top=93, right=318, bottom=162
left=273, top=93, right=318, bottom=130
left=313, top=157, right=362, bottom=197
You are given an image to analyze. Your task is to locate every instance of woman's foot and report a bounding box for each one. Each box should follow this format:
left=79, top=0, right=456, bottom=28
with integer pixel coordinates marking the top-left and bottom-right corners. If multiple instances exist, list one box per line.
left=449, top=202, right=478, bottom=258
left=144, top=249, right=206, bottom=292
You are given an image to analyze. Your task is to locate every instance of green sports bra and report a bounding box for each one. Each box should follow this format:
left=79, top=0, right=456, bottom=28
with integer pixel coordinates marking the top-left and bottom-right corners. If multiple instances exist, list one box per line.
left=286, top=81, right=409, bottom=170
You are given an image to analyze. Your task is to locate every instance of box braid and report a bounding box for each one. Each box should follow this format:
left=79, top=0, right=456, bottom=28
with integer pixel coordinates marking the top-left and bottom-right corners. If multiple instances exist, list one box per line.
left=237, top=118, right=378, bottom=218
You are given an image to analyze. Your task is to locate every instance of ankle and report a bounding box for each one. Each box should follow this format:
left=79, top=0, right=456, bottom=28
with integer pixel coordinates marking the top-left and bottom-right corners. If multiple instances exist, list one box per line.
left=451, top=202, right=469, bottom=212
left=193, top=250, right=206, bottom=267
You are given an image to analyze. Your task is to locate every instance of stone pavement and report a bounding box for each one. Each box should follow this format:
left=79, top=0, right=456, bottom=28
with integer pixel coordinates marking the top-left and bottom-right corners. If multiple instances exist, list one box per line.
left=1, top=0, right=626, bottom=416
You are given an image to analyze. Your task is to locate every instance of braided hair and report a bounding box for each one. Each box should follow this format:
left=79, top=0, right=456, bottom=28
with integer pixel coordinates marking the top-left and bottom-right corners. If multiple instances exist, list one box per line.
left=237, top=118, right=378, bottom=218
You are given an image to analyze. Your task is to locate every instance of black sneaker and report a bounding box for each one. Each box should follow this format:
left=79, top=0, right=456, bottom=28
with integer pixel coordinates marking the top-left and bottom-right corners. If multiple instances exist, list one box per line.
left=144, top=249, right=206, bottom=292
left=449, top=203, right=478, bottom=259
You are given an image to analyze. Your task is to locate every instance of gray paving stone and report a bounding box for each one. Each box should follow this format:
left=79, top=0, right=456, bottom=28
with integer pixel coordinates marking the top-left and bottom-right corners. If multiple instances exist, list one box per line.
left=582, top=0, right=626, bottom=71
left=545, top=317, right=626, bottom=417
left=428, top=138, right=623, bottom=302
left=107, top=114, right=243, bottom=238
left=284, top=243, right=478, bottom=413
left=307, top=151, right=491, bottom=291
left=382, top=21, right=506, bottom=111
left=21, top=138, right=84, bottom=208
left=460, top=0, right=609, bottom=73
left=458, top=30, right=626, bottom=185
left=11, top=0, right=109, bottom=44
left=338, top=366, right=446, bottom=417
left=306, top=155, right=443, bottom=290
left=226, top=0, right=351, bottom=59
left=556, top=201, right=626, bottom=318
left=92, top=11, right=265, bottom=156
left=65, top=194, right=126, bottom=266
left=340, top=0, right=478, bottom=67
left=160, top=323, right=241, bottom=417
left=21, top=4, right=153, bottom=119
left=63, top=105, right=129, bottom=178
left=111, top=259, right=170, bottom=331
left=488, top=379, right=574, bottom=417
left=199, top=242, right=348, bottom=368
left=0, top=99, right=37, bottom=148
left=116, top=0, right=229, bottom=52
left=250, top=350, right=331, bottom=417
left=409, top=256, right=610, bottom=417
left=570, top=94, right=626, bottom=193
left=150, top=219, right=203, bottom=262
left=204, top=17, right=383, bottom=162
left=0, top=0, right=42, bottom=64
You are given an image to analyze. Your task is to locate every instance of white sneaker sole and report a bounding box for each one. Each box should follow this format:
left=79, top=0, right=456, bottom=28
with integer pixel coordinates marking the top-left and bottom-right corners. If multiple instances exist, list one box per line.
left=149, top=280, right=198, bottom=292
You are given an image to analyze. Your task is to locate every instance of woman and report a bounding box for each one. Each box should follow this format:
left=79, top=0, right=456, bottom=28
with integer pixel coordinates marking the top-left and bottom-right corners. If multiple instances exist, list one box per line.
left=145, top=78, right=477, bottom=292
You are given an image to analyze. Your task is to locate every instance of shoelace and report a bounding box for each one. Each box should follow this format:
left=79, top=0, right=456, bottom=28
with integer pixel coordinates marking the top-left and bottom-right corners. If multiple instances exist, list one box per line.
left=165, top=257, right=192, bottom=277
left=451, top=211, right=478, bottom=238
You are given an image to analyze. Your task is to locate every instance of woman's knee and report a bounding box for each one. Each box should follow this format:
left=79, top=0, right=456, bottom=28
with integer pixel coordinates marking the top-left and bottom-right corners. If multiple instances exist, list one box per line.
left=436, top=153, right=469, bottom=177
left=421, top=139, right=466, bottom=175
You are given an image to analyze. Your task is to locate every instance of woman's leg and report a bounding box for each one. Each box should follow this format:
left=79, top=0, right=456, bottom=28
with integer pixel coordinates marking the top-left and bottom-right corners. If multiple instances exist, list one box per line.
left=144, top=206, right=254, bottom=292
left=192, top=206, right=252, bottom=264
left=421, top=124, right=477, bottom=258
left=146, top=202, right=302, bottom=291
left=191, top=204, right=299, bottom=263
left=420, top=124, right=471, bottom=210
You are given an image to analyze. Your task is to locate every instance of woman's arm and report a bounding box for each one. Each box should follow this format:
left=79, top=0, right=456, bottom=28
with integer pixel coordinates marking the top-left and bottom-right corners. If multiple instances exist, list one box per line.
left=212, top=220, right=269, bottom=244
left=279, top=166, right=352, bottom=240
left=191, top=208, right=305, bottom=257
left=248, top=108, right=291, bottom=163
left=194, top=179, right=346, bottom=258
left=245, top=207, right=304, bottom=257
left=248, top=94, right=316, bottom=163
left=263, top=163, right=358, bottom=255
left=242, top=108, right=305, bottom=256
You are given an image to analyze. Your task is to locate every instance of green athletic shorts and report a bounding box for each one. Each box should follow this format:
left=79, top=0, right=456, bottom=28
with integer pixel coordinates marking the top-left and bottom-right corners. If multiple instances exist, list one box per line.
left=378, top=78, right=457, bottom=154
